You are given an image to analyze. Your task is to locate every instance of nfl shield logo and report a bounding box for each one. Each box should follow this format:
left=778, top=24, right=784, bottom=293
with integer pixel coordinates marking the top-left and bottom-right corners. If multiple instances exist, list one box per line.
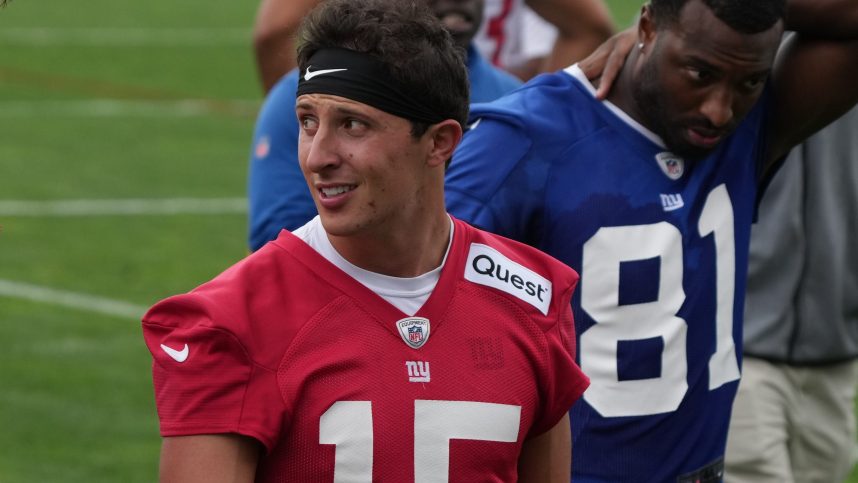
left=408, top=326, right=423, bottom=343
left=396, top=317, right=431, bottom=349
left=655, top=151, right=685, bottom=180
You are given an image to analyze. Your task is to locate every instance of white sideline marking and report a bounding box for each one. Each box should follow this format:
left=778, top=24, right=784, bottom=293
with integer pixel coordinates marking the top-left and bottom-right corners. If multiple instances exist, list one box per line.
left=0, top=27, right=250, bottom=46
left=0, top=99, right=259, bottom=118
left=0, top=198, right=247, bottom=216
left=0, top=279, right=148, bottom=320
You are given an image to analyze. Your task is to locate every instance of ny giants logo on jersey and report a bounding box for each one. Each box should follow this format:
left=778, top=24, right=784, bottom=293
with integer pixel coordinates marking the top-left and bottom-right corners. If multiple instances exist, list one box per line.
left=405, top=361, right=430, bottom=382
left=464, top=243, right=552, bottom=315
left=397, top=317, right=431, bottom=349
left=660, top=193, right=685, bottom=211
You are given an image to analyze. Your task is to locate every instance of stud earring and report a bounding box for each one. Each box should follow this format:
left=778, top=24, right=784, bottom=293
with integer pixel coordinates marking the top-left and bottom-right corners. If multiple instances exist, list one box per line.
left=638, top=42, right=644, bottom=50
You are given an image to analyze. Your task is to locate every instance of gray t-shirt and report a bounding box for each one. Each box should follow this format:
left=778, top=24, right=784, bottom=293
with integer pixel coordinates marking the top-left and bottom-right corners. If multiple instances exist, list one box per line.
left=743, top=106, right=858, bottom=364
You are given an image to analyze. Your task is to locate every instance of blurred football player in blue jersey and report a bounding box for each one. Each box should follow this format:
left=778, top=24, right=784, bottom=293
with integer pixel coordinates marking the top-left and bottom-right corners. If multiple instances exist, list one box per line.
left=445, top=0, right=858, bottom=481
left=246, top=0, right=525, bottom=252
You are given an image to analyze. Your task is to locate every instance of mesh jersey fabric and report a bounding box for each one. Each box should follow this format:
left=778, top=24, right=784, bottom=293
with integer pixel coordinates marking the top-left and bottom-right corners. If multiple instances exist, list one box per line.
left=143, top=216, right=588, bottom=481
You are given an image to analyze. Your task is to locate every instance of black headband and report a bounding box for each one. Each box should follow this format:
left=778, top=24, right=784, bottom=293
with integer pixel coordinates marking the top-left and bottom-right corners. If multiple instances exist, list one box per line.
left=296, top=48, right=447, bottom=125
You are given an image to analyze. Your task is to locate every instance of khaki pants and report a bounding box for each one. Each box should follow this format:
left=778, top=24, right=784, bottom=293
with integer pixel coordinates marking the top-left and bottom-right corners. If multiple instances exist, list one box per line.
left=725, top=357, right=858, bottom=483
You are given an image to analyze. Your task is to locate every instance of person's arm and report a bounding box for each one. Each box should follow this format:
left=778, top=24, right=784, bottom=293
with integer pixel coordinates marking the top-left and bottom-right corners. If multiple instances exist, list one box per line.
left=517, top=413, right=572, bottom=483
left=252, top=0, right=322, bottom=93
left=765, top=0, right=858, bottom=172
left=143, top=294, right=286, bottom=482
left=159, top=434, right=260, bottom=483
left=527, top=0, right=615, bottom=72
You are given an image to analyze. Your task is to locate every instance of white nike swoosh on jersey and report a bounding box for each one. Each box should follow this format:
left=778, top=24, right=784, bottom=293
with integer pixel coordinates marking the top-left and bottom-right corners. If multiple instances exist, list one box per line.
left=160, top=343, right=189, bottom=363
left=304, top=67, right=348, bottom=81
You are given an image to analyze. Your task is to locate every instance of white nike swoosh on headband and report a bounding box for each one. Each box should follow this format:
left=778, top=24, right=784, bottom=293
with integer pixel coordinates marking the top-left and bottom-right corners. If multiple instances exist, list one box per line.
left=304, top=67, right=348, bottom=81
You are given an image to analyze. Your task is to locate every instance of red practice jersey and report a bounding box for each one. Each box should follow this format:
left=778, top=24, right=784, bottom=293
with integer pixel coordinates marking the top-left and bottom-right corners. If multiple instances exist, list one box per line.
left=142, top=216, right=589, bottom=482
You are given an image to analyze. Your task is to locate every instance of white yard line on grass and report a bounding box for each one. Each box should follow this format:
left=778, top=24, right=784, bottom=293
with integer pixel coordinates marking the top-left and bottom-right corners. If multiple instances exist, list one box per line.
left=0, top=99, right=259, bottom=118
left=0, top=27, right=250, bottom=46
left=0, top=279, right=148, bottom=320
left=0, top=197, right=247, bottom=216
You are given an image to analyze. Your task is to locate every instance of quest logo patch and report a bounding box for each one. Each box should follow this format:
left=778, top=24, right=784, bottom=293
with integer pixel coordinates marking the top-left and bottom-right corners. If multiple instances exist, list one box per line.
left=464, top=243, right=552, bottom=315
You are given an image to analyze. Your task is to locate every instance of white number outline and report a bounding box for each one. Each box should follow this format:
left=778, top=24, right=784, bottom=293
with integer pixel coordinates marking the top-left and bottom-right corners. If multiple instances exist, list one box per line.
left=320, top=400, right=521, bottom=483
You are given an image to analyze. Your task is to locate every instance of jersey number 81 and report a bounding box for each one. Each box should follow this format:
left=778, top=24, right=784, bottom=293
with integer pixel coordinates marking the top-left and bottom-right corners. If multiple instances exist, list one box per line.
left=579, top=185, right=741, bottom=417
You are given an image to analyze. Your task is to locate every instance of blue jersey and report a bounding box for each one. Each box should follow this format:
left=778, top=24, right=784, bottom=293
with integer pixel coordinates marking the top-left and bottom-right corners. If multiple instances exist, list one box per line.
left=445, top=65, right=770, bottom=482
left=247, top=45, right=522, bottom=251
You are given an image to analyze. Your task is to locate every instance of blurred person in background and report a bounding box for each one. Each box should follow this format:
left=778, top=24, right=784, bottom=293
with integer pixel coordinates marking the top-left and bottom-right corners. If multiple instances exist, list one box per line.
left=252, top=0, right=614, bottom=91
left=724, top=107, right=858, bottom=483
left=473, top=0, right=615, bottom=81
left=247, top=0, right=614, bottom=252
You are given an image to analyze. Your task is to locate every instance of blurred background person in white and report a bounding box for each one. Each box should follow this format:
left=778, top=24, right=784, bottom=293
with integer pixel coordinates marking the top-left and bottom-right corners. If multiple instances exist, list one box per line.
left=252, top=0, right=614, bottom=91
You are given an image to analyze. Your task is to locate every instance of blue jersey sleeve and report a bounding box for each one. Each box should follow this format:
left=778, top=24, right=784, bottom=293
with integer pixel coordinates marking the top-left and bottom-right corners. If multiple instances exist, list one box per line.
left=247, top=70, right=317, bottom=251
left=445, top=112, right=545, bottom=244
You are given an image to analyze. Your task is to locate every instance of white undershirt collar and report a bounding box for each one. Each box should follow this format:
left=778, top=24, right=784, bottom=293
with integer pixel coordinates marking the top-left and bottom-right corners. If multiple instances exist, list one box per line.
left=292, top=216, right=454, bottom=315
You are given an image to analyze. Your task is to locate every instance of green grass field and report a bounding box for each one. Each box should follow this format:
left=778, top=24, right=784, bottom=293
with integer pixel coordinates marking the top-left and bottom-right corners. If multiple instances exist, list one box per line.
left=1, top=0, right=855, bottom=481
left=1, top=0, right=255, bottom=480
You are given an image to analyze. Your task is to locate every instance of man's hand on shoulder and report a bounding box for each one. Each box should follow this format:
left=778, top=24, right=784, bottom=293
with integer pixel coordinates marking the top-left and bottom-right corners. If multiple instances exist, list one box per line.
left=578, top=27, right=636, bottom=99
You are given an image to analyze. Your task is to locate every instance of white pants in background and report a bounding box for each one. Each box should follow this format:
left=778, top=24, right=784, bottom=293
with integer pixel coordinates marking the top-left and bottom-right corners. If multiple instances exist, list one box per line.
left=725, top=357, right=858, bottom=483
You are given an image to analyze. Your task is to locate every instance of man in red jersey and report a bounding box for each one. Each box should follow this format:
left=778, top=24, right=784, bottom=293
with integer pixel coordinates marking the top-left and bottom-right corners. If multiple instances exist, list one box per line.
left=142, top=0, right=588, bottom=481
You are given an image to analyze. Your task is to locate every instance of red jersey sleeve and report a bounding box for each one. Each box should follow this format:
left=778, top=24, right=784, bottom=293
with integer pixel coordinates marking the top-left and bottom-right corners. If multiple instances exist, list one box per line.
left=142, top=294, right=285, bottom=452
left=460, top=220, right=590, bottom=437
left=530, top=281, right=589, bottom=436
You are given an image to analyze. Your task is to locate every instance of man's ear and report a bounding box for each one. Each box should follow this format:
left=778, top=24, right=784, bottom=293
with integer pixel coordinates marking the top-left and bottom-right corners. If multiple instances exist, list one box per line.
left=426, top=119, right=463, bottom=168
left=638, top=4, right=657, bottom=49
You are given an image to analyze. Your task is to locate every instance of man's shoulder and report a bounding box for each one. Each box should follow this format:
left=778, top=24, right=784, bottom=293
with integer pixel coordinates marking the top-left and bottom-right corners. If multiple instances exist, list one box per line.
left=465, top=69, right=605, bottom=150
left=453, top=219, right=579, bottom=318
left=143, top=233, right=337, bottom=342
left=142, top=231, right=367, bottom=379
left=462, top=222, right=578, bottom=283
left=447, top=70, right=608, bottom=224
left=470, top=70, right=588, bottom=116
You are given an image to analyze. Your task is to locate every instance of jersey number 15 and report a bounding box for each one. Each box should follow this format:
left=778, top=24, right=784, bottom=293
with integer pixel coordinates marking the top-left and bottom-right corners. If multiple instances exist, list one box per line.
left=321, top=399, right=521, bottom=482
